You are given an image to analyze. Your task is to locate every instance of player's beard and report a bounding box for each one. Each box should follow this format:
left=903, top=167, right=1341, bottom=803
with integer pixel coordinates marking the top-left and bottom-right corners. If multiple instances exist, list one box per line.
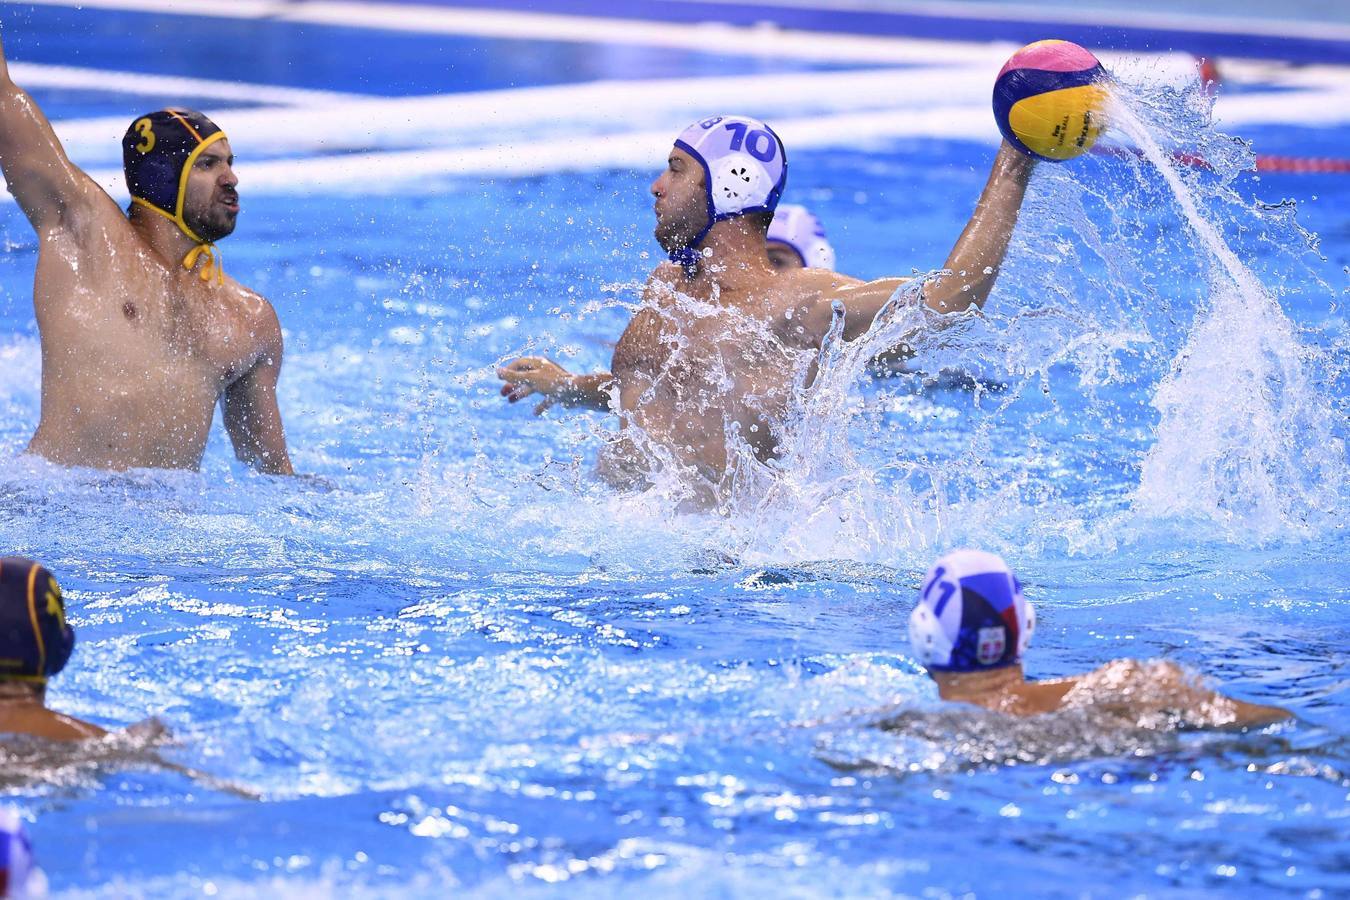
left=655, top=196, right=707, bottom=255
left=185, top=198, right=238, bottom=243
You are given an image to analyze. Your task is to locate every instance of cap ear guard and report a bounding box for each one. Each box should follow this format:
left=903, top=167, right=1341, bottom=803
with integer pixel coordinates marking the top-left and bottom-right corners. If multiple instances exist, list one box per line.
left=909, top=602, right=955, bottom=668
left=1018, top=593, right=1035, bottom=657
left=711, top=152, right=769, bottom=217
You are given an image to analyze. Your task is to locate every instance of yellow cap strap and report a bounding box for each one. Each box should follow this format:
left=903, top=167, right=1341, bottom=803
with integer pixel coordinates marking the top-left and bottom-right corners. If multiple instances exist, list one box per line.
left=183, top=243, right=224, bottom=284
left=25, top=563, right=46, bottom=679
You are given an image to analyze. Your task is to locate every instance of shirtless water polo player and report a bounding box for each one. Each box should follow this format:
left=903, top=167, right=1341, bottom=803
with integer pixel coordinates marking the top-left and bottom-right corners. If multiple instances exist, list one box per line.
left=499, top=116, right=1034, bottom=504
left=0, top=33, right=293, bottom=473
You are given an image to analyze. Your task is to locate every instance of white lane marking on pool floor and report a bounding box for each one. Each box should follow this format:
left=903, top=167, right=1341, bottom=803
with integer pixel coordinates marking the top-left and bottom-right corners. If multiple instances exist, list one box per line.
left=64, top=76, right=1350, bottom=199
left=8, top=63, right=362, bottom=107
left=26, top=58, right=1350, bottom=186
left=73, top=107, right=995, bottom=196
left=46, top=65, right=1004, bottom=161
left=18, top=0, right=1350, bottom=53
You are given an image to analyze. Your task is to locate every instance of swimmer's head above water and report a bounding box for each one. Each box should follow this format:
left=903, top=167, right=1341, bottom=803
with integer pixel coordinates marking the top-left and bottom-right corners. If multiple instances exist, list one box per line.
left=0, top=558, right=74, bottom=691
left=902, top=550, right=1290, bottom=726
left=909, top=549, right=1034, bottom=673
left=123, top=109, right=238, bottom=280
left=765, top=203, right=836, bottom=271
left=654, top=115, right=787, bottom=266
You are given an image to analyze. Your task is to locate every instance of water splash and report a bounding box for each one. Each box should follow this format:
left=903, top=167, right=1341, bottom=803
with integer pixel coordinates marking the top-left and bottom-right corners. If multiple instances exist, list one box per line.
left=1112, top=95, right=1349, bottom=541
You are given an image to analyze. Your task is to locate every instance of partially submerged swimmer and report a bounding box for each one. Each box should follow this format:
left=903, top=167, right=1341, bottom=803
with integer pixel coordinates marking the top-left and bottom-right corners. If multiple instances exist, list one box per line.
left=500, top=115, right=1035, bottom=505
left=0, top=33, right=293, bottom=473
left=0, top=558, right=104, bottom=742
left=900, top=549, right=1289, bottom=729
left=0, top=558, right=258, bottom=798
left=764, top=203, right=836, bottom=272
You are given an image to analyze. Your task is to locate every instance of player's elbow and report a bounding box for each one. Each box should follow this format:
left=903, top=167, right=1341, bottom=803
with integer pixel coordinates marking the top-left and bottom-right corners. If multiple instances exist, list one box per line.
left=924, top=276, right=993, bottom=316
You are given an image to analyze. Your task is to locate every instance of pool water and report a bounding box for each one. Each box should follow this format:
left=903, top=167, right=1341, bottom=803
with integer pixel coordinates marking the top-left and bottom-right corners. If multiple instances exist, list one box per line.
left=0, top=3, right=1348, bottom=897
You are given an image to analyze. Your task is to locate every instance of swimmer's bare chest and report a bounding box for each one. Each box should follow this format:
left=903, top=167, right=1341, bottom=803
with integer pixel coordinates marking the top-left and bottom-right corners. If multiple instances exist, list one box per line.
left=35, top=236, right=256, bottom=381
left=609, top=280, right=813, bottom=464
left=28, top=224, right=265, bottom=468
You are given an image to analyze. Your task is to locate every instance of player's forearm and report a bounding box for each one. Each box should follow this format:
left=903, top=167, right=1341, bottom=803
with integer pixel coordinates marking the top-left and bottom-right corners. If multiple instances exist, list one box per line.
left=555, top=372, right=615, bottom=411
left=250, top=445, right=295, bottom=476
left=924, top=143, right=1035, bottom=315
left=0, top=32, right=45, bottom=160
left=0, top=31, right=12, bottom=85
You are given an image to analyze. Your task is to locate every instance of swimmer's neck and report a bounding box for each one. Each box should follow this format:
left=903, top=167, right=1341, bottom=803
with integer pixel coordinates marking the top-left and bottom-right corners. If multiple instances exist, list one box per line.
left=931, top=664, right=1028, bottom=704
left=679, top=218, right=774, bottom=288
left=128, top=204, right=213, bottom=274
left=0, top=681, right=45, bottom=706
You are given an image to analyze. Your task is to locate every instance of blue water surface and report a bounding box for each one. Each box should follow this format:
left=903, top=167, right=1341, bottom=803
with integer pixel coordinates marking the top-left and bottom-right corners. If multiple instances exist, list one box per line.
left=0, top=6, right=1347, bottom=899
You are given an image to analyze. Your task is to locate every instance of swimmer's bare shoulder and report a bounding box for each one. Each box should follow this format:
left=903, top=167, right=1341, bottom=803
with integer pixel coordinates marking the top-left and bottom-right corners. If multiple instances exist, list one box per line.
left=770, top=267, right=866, bottom=348
left=613, top=263, right=682, bottom=376
left=0, top=706, right=107, bottom=743
left=644, top=261, right=685, bottom=303
left=1061, top=659, right=1291, bottom=729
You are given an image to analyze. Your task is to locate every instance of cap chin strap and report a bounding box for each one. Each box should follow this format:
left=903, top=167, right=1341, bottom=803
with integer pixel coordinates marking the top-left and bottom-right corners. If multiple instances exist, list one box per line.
left=667, top=210, right=761, bottom=269
left=0, top=673, right=48, bottom=686
left=182, top=243, right=223, bottom=284
left=131, top=198, right=224, bottom=285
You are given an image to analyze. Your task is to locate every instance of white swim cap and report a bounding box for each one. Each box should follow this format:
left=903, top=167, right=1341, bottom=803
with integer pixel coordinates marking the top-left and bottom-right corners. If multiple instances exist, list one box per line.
left=673, top=115, right=787, bottom=251
left=766, top=203, right=836, bottom=269
left=0, top=808, right=44, bottom=899
left=908, top=549, right=1035, bottom=672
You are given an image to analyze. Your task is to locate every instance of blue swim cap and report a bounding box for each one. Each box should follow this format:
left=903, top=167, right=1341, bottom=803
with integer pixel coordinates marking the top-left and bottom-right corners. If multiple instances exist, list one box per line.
left=765, top=203, right=836, bottom=269
left=0, top=559, right=74, bottom=685
left=908, top=550, right=1035, bottom=673
left=672, top=115, right=787, bottom=256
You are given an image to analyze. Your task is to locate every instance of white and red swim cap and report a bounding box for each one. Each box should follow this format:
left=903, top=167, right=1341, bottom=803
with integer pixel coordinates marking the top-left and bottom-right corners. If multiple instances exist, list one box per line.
left=908, top=549, right=1036, bottom=672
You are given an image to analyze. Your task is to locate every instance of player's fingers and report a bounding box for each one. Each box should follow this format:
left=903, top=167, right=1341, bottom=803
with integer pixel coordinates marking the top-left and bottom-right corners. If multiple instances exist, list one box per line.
left=497, top=358, right=537, bottom=379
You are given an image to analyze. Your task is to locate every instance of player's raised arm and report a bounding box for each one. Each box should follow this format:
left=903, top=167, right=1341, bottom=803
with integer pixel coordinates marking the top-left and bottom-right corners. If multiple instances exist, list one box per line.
left=921, top=142, right=1035, bottom=316
left=0, top=31, right=97, bottom=231
left=799, top=143, right=1034, bottom=347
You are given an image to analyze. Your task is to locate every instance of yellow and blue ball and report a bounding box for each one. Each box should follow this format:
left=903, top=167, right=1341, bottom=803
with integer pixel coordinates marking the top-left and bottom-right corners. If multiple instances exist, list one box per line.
left=993, top=40, right=1109, bottom=162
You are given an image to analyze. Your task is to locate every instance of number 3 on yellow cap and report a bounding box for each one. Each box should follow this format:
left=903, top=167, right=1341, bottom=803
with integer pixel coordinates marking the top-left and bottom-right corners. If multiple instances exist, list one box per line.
left=134, top=117, right=156, bottom=154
